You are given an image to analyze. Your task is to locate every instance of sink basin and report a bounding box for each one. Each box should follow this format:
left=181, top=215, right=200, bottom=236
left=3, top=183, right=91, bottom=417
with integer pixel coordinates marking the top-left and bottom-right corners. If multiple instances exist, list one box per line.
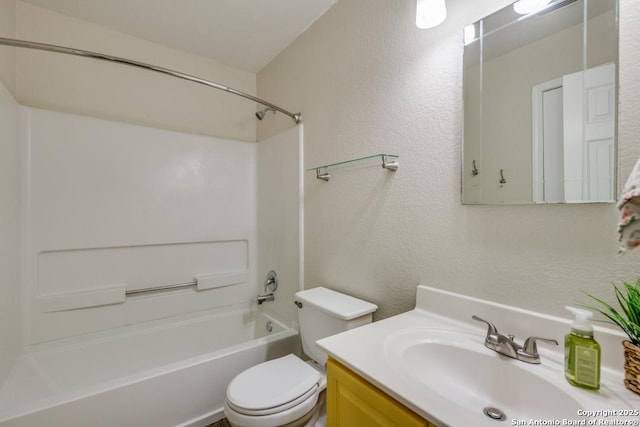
left=384, top=328, right=582, bottom=423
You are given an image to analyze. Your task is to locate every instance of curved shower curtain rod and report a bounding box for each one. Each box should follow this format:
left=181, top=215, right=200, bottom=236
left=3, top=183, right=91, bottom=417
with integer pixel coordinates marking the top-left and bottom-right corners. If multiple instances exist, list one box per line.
left=0, top=37, right=302, bottom=124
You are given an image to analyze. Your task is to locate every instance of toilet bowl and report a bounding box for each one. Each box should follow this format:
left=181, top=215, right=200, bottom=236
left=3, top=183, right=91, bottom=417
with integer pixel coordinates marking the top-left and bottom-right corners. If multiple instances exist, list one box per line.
left=223, top=287, right=377, bottom=427
left=224, top=354, right=326, bottom=427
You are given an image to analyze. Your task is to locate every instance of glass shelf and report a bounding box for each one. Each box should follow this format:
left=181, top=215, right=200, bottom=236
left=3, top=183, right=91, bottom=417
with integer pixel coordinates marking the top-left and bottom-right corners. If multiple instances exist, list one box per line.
left=307, top=154, right=399, bottom=181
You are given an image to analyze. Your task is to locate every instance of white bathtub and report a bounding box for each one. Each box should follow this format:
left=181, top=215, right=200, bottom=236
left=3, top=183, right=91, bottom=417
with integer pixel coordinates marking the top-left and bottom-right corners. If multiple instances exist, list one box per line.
left=0, top=305, right=299, bottom=426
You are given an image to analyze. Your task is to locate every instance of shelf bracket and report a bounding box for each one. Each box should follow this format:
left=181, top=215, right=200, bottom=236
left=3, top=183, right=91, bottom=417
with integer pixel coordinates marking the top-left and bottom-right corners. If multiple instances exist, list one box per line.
left=316, top=168, right=330, bottom=181
left=382, top=155, right=399, bottom=172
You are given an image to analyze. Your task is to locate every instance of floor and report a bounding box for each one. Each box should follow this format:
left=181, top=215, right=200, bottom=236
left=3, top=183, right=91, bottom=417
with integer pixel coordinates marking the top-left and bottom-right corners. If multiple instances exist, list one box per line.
left=206, top=419, right=232, bottom=427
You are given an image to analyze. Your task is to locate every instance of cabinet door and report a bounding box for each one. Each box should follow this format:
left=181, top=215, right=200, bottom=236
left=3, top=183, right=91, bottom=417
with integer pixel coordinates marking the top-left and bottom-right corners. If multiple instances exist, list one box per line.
left=326, top=358, right=433, bottom=427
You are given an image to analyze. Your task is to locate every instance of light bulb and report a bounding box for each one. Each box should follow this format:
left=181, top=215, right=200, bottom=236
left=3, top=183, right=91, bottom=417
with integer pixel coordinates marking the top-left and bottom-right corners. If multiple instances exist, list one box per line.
left=416, top=0, right=447, bottom=29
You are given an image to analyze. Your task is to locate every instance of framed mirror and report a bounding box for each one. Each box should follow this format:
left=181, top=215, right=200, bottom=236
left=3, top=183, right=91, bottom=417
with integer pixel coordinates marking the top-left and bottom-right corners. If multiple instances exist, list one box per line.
left=462, top=0, right=618, bottom=205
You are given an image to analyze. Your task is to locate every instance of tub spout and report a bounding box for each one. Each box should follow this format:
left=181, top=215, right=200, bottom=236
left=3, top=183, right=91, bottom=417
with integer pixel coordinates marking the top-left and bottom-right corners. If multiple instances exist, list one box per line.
left=257, top=293, right=275, bottom=305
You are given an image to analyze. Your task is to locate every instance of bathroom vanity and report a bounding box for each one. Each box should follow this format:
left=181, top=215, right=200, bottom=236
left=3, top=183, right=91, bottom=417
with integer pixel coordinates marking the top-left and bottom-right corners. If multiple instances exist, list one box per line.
left=318, top=285, right=640, bottom=427
left=326, top=357, right=433, bottom=427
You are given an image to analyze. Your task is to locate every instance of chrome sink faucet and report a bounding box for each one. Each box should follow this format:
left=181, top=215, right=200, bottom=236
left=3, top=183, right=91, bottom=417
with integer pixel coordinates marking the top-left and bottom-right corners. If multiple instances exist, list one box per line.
left=472, top=315, right=558, bottom=364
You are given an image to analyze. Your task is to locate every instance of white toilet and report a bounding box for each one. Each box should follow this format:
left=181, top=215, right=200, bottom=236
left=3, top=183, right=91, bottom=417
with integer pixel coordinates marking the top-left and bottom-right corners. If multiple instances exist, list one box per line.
left=223, top=287, right=377, bottom=427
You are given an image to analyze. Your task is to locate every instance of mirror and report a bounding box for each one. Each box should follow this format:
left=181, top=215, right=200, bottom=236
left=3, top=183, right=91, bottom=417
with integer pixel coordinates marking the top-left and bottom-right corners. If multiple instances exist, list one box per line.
left=462, top=0, right=618, bottom=205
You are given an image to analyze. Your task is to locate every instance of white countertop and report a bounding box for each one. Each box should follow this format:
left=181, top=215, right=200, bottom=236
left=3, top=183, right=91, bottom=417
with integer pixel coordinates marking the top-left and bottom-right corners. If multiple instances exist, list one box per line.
left=317, top=285, right=640, bottom=427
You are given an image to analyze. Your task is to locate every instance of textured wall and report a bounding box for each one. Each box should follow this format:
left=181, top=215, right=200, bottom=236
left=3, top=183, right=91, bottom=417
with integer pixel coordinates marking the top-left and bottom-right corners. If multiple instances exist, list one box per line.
left=15, top=1, right=257, bottom=141
left=0, top=0, right=15, bottom=94
left=257, top=0, right=640, bottom=320
left=0, top=81, right=19, bottom=383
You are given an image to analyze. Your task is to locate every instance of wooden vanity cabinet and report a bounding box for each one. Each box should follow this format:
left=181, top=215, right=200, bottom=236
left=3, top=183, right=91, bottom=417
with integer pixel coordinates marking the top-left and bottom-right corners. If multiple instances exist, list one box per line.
left=326, top=357, right=435, bottom=427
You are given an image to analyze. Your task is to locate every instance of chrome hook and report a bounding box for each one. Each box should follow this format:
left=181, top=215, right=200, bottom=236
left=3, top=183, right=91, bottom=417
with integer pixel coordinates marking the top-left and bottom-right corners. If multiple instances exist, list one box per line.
left=472, top=160, right=479, bottom=176
left=499, top=169, right=506, bottom=184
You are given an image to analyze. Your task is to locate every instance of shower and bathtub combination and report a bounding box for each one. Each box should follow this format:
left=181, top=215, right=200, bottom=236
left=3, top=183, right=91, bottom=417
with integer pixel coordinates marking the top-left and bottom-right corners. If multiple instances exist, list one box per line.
left=0, top=307, right=298, bottom=426
left=0, top=37, right=304, bottom=426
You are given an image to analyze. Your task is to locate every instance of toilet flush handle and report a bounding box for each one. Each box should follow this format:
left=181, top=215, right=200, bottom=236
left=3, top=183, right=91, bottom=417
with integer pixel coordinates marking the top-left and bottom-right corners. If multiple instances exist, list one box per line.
left=294, top=301, right=303, bottom=308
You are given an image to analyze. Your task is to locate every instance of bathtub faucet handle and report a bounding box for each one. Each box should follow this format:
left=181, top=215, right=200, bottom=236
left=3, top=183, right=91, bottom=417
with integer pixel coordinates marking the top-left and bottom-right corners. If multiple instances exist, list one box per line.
left=264, top=270, right=278, bottom=293
left=257, top=270, right=277, bottom=305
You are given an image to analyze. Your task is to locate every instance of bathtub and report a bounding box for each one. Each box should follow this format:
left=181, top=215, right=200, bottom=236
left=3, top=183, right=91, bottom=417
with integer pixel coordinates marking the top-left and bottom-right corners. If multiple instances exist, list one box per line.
left=0, top=305, right=299, bottom=427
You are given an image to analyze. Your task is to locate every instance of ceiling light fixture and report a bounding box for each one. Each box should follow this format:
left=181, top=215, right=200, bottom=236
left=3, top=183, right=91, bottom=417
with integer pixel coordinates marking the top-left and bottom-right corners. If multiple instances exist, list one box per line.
left=416, top=0, right=447, bottom=29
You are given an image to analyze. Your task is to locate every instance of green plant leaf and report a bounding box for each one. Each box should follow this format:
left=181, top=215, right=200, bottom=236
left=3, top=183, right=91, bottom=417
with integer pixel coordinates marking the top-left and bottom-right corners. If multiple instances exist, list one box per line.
left=582, top=281, right=640, bottom=346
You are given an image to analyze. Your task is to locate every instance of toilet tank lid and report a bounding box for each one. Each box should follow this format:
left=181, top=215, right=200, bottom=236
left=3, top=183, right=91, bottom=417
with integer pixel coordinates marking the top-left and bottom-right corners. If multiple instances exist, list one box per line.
left=295, top=287, right=377, bottom=320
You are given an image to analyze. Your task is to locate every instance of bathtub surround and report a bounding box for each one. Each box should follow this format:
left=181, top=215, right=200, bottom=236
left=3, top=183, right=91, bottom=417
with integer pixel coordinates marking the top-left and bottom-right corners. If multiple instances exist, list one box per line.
left=0, top=99, right=302, bottom=424
left=257, top=0, right=640, bottom=320
left=15, top=105, right=303, bottom=343
left=18, top=107, right=258, bottom=343
left=0, top=0, right=18, bottom=385
left=0, top=82, right=19, bottom=385
left=257, top=126, right=304, bottom=327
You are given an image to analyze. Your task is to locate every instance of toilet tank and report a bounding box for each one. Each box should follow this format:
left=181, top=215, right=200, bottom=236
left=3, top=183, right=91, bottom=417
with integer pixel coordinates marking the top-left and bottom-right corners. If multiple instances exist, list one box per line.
left=295, top=287, right=377, bottom=366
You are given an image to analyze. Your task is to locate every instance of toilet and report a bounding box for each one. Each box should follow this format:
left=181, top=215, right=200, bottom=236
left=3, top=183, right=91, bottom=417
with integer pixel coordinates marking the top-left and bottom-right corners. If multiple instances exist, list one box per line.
left=223, top=287, right=377, bottom=427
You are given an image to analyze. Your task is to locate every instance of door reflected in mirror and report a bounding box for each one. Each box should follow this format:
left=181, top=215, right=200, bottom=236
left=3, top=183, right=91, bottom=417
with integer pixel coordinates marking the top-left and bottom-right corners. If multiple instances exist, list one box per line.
left=462, top=0, right=618, bottom=205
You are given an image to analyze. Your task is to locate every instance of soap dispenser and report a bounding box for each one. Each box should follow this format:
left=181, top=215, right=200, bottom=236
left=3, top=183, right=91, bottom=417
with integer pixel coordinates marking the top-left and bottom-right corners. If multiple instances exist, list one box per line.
left=564, top=306, right=600, bottom=390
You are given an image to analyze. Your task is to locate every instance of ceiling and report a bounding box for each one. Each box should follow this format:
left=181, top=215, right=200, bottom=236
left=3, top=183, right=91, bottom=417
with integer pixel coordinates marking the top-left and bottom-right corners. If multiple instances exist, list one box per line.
left=21, top=0, right=337, bottom=73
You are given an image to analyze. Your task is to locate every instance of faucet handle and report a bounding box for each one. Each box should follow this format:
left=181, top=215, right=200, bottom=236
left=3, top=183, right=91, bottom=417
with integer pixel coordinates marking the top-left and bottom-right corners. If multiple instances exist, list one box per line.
left=517, top=336, right=559, bottom=363
left=264, top=270, right=278, bottom=293
left=472, top=315, right=499, bottom=337
left=521, top=336, right=559, bottom=354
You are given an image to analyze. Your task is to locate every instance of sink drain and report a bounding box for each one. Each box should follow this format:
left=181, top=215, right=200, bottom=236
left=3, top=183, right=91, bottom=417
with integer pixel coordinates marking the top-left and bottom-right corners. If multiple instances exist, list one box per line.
left=483, top=407, right=506, bottom=421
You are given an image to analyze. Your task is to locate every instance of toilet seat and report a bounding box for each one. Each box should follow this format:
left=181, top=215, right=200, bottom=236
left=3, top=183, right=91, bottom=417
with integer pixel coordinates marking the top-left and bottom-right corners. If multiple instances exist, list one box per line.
left=224, top=388, right=321, bottom=427
left=226, top=383, right=319, bottom=416
left=226, top=354, right=322, bottom=414
left=224, top=354, right=325, bottom=427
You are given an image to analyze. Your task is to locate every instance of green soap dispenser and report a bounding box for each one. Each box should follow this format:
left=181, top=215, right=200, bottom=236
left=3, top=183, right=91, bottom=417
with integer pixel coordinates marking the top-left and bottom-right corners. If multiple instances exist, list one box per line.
left=565, top=306, right=600, bottom=390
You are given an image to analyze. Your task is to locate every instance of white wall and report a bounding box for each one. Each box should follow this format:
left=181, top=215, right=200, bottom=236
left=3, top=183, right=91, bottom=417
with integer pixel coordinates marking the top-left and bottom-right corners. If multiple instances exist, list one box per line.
left=14, top=1, right=257, bottom=141
left=257, top=126, right=303, bottom=326
left=20, top=108, right=257, bottom=344
left=257, top=0, right=640, bottom=320
left=0, top=81, right=19, bottom=383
